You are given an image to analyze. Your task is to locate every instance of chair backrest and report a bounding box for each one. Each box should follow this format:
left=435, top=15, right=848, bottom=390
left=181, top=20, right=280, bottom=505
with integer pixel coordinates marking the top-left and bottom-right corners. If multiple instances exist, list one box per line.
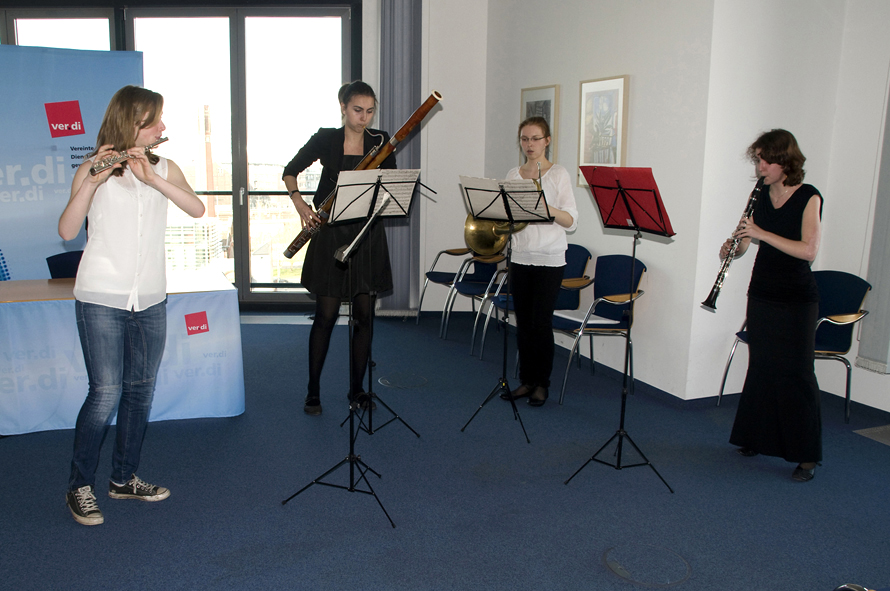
left=460, top=260, right=499, bottom=284
left=813, top=270, right=871, bottom=354
left=46, top=250, right=84, bottom=279
left=554, top=244, right=592, bottom=311
left=592, top=254, right=646, bottom=325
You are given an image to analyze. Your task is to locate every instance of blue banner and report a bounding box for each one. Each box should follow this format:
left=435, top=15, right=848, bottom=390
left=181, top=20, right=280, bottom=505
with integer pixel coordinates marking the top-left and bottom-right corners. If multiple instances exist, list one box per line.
left=0, top=45, right=143, bottom=280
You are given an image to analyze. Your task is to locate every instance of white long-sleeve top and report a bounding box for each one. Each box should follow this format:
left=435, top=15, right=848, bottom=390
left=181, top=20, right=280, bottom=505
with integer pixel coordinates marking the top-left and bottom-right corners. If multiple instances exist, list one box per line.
left=505, top=163, right=578, bottom=267
left=74, top=157, right=169, bottom=311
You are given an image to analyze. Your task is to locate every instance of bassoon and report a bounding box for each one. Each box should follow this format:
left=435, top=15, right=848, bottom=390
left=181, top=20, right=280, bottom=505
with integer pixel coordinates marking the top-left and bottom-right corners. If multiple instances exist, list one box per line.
left=701, top=176, right=764, bottom=311
left=283, top=90, right=443, bottom=259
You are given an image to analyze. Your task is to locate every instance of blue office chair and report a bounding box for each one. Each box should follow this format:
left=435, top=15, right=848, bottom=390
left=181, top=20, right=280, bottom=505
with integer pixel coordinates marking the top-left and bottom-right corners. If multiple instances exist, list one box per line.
left=440, top=253, right=505, bottom=340
left=417, top=247, right=471, bottom=324
left=716, top=270, right=871, bottom=423
left=46, top=250, right=84, bottom=279
left=474, top=244, right=593, bottom=360
left=552, top=254, right=646, bottom=405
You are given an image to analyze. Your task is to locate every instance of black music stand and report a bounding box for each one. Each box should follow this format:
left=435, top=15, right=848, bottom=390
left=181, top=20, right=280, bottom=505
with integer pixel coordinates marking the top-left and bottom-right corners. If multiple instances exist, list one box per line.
left=458, top=175, right=553, bottom=443
left=564, top=166, right=675, bottom=492
left=333, top=169, right=422, bottom=438
left=282, top=169, right=420, bottom=527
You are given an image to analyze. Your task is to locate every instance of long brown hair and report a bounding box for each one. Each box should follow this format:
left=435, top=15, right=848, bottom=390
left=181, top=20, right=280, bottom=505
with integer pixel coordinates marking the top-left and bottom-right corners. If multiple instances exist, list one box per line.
left=92, top=85, right=163, bottom=176
left=747, top=128, right=806, bottom=186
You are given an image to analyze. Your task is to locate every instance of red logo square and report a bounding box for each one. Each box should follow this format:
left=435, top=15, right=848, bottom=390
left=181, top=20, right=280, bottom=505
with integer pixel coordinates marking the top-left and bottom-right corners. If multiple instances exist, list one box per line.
left=45, top=100, right=86, bottom=138
left=185, top=311, right=210, bottom=336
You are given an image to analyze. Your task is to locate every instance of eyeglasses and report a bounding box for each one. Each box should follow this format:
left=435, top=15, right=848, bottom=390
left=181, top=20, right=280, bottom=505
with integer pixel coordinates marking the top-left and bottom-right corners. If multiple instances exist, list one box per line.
left=519, top=136, right=546, bottom=144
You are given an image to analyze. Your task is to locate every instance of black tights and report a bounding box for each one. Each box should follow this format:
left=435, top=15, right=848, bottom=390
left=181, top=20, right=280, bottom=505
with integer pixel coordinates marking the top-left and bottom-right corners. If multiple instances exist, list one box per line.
left=307, top=293, right=373, bottom=398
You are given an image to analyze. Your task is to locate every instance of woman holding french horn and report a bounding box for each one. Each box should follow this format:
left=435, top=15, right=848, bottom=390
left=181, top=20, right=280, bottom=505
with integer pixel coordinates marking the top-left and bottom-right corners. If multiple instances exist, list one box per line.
left=724, top=129, right=823, bottom=482
left=499, top=116, right=577, bottom=407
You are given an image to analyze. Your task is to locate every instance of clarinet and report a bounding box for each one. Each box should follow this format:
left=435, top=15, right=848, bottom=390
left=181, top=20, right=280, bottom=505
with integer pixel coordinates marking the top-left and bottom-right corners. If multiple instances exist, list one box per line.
left=701, top=176, right=765, bottom=311
left=89, top=137, right=168, bottom=176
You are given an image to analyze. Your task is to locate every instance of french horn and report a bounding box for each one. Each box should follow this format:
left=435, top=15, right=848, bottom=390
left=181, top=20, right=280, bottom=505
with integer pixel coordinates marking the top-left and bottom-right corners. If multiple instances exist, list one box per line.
left=463, top=215, right=527, bottom=256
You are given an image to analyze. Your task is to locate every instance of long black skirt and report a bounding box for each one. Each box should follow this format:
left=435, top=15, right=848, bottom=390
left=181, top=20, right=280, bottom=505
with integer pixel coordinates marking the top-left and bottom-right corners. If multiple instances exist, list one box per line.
left=300, top=219, right=393, bottom=298
left=729, top=296, right=822, bottom=463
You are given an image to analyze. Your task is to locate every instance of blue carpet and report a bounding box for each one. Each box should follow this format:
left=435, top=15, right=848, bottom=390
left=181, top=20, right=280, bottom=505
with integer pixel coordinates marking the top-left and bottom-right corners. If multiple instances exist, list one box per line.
left=1, top=312, right=888, bottom=590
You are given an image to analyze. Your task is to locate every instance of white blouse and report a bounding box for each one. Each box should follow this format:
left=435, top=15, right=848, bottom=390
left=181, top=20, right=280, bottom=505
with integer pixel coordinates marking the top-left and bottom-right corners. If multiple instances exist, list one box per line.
left=74, top=157, right=169, bottom=311
left=505, top=163, right=578, bottom=267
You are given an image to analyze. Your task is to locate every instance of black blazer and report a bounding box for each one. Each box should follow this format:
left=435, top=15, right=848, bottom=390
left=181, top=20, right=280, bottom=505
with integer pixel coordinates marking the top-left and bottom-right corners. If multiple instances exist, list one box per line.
left=282, top=127, right=396, bottom=208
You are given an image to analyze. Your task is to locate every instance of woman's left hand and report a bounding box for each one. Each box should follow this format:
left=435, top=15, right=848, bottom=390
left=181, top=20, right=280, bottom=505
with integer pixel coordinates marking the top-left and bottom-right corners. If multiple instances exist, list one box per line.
left=733, top=216, right=762, bottom=241
left=127, top=148, right=156, bottom=186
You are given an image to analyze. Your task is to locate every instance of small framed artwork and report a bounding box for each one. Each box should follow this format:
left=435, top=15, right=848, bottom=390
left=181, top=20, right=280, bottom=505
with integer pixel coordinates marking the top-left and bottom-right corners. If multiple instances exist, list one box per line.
left=520, top=84, right=560, bottom=163
left=578, top=75, right=629, bottom=185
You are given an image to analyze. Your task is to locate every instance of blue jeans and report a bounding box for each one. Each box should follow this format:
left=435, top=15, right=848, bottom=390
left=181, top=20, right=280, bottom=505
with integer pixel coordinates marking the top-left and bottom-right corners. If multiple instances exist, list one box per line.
left=69, top=300, right=167, bottom=490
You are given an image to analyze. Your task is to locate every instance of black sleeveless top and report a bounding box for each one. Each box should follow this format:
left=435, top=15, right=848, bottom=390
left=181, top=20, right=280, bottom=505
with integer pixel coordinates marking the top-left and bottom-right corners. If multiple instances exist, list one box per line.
left=747, top=183, right=822, bottom=304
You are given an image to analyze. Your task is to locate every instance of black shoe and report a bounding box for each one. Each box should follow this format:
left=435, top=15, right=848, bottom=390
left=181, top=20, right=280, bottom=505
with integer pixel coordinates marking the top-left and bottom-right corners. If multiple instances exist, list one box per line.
left=527, top=386, right=548, bottom=407
left=67, top=485, right=104, bottom=526
left=737, top=447, right=759, bottom=457
left=304, top=395, right=322, bottom=416
left=501, top=383, right=533, bottom=401
left=792, top=464, right=815, bottom=482
left=108, top=476, right=170, bottom=501
left=348, top=391, right=376, bottom=411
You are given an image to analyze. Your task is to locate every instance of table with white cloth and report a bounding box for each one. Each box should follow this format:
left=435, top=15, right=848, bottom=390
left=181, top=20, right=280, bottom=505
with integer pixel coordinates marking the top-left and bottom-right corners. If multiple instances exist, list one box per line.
left=0, top=270, right=245, bottom=435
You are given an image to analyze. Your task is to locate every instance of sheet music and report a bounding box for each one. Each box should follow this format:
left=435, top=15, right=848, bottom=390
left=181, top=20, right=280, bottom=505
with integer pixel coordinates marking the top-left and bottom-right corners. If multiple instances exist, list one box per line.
left=331, top=169, right=419, bottom=223
left=459, top=175, right=551, bottom=222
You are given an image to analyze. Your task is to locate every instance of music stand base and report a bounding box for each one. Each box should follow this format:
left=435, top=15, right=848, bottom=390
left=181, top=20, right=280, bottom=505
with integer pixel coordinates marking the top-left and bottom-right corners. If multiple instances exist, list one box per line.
left=282, top=452, right=395, bottom=527
left=564, top=429, right=673, bottom=493
left=343, top=392, right=421, bottom=438
left=461, top=377, right=530, bottom=443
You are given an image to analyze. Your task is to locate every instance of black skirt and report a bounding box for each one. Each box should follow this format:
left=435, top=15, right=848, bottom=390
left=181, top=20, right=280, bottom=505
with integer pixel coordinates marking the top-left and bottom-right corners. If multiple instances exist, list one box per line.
left=729, top=296, right=822, bottom=463
left=300, top=218, right=393, bottom=298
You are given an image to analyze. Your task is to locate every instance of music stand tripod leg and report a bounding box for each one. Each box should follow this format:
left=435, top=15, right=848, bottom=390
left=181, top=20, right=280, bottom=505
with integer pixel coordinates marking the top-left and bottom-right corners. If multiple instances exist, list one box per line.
left=282, top=253, right=396, bottom=527
left=460, top=234, right=530, bottom=444
left=564, top=232, right=672, bottom=493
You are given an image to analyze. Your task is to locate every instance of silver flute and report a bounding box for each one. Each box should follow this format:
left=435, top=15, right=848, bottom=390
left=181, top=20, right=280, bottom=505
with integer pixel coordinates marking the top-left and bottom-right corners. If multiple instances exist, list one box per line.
left=89, top=137, right=168, bottom=176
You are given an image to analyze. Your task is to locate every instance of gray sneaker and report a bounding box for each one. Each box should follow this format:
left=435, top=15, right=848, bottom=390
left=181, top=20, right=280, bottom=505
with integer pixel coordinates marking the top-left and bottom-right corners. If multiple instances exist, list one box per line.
left=67, top=485, right=104, bottom=526
left=108, top=476, right=170, bottom=502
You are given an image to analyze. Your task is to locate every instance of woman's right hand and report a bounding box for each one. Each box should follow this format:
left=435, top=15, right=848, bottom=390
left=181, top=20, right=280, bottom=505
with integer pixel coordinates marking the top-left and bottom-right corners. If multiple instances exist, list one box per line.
left=719, top=238, right=734, bottom=260
left=293, top=197, right=321, bottom=229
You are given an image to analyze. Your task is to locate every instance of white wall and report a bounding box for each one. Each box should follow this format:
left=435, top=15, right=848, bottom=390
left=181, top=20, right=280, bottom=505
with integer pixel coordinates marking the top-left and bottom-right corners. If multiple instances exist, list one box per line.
left=818, top=0, right=890, bottom=413
left=418, top=0, right=890, bottom=412
left=417, top=0, right=490, bottom=313
left=689, top=0, right=847, bottom=400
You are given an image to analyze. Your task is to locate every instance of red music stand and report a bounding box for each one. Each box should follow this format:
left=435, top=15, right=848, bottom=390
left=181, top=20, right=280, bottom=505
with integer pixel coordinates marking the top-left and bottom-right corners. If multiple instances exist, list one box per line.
left=565, top=166, right=675, bottom=492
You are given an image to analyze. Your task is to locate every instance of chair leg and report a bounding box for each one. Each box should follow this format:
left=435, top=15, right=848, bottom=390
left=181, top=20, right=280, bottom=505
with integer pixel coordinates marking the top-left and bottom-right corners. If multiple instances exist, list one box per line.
left=820, top=354, right=854, bottom=424
left=440, top=285, right=459, bottom=339
left=470, top=298, right=490, bottom=356
left=844, top=358, right=852, bottom=424
left=416, top=278, right=431, bottom=325
left=559, top=332, right=585, bottom=405
left=478, top=304, right=497, bottom=360
left=717, top=338, right=741, bottom=407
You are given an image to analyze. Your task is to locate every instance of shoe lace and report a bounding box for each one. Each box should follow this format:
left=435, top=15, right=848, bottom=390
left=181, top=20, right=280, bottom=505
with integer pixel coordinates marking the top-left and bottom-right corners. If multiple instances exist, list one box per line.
left=129, top=475, right=155, bottom=492
left=75, top=486, right=100, bottom=512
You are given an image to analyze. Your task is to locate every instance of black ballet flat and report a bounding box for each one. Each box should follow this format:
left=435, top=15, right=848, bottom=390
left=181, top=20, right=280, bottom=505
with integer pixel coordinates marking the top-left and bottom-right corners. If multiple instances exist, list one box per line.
left=501, top=383, right=533, bottom=401
left=347, top=391, right=376, bottom=411
left=736, top=447, right=759, bottom=457
left=527, top=386, right=548, bottom=407
left=792, top=465, right=815, bottom=482
left=303, top=395, right=322, bottom=416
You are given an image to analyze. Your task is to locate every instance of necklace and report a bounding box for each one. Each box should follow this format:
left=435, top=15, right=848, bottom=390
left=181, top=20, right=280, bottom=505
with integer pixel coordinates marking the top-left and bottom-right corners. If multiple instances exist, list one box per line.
left=772, top=184, right=792, bottom=204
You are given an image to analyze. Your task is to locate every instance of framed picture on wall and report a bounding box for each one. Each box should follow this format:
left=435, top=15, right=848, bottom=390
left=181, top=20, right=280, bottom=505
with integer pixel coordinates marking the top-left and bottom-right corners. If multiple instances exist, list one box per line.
left=520, top=84, right=559, bottom=163
left=578, top=75, right=628, bottom=185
